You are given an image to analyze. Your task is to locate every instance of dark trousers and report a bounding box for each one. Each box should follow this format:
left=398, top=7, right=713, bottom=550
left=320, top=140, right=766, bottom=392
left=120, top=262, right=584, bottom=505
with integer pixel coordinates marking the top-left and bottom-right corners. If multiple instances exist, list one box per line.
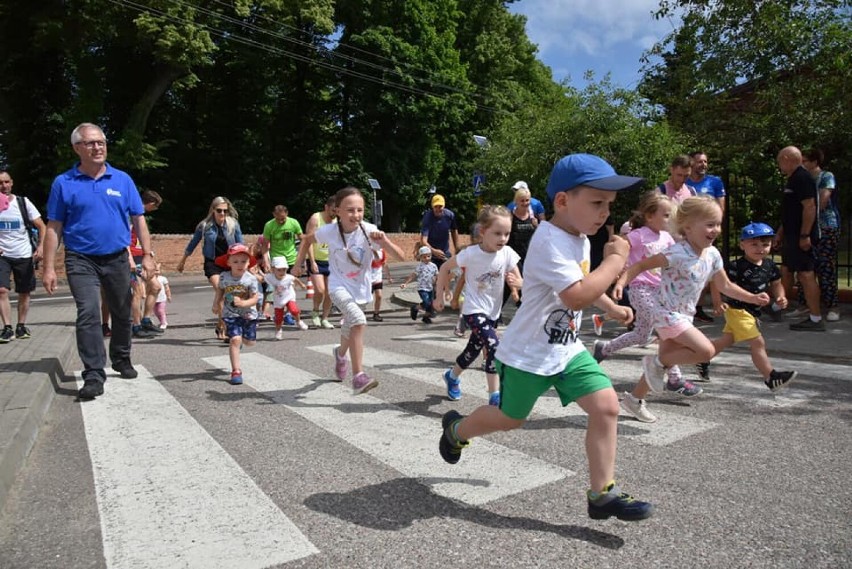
left=65, top=250, right=133, bottom=383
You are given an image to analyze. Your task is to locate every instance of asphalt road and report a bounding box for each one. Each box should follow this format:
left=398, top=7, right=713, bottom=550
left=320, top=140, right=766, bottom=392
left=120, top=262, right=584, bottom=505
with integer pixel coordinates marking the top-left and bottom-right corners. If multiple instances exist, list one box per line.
left=1, top=271, right=850, bottom=569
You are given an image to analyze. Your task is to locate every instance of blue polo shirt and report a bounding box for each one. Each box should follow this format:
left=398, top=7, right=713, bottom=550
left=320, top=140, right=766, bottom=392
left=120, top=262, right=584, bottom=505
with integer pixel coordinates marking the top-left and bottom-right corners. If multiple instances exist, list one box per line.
left=47, top=163, right=144, bottom=255
left=420, top=208, right=458, bottom=255
left=689, top=175, right=726, bottom=199
left=507, top=197, right=546, bottom=217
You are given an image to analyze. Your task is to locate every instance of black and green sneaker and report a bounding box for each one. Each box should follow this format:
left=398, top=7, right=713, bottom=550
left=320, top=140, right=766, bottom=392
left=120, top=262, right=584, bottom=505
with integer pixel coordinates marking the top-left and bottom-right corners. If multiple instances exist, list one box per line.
left=0, top=326, right=13, bottom=343
left=439, top=410, right=469, bottom=464
left=15, top=324, right=31, bottom=339
left=588, top=483, right=654, bottom=521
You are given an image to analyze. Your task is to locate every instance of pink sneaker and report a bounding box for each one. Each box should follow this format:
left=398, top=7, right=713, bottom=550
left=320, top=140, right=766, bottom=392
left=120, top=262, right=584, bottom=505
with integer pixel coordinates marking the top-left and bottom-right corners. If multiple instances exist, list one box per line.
left=352, top=372, right=378, bottom=395
left=332, top=345, right=348, bottom=381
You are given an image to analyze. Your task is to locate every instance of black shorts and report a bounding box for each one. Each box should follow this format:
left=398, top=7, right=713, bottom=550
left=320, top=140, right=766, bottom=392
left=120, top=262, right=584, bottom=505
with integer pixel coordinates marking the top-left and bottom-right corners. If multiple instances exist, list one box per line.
left=0, top=255, right=36, bottom=293
left=372, top=281, right=383, bottom=291
left=203, top=258, right=225, bottom=279
left=781, top=240, right=816, bottom=272
left=308, top=260, right=330, bottom=277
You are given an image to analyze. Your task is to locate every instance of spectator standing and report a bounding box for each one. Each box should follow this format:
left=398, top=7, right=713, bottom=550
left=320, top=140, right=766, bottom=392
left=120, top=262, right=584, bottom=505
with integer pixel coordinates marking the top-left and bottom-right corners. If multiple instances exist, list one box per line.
left=688, top=151, right=727, bottom=215
left=420, top=194, right=460, bottom=270
left=0, top=170, right=46, bottom=342
left=176, top=197, right=243, bottom=340
left=802, top=148, right=840, bottom=322
left=42, top=123, right=154, bottom=399
left=506, top=181, right=546, bottom=222
left=262, top=205, right=302, bottom=270
left=775, top=146, right=824, bottom=331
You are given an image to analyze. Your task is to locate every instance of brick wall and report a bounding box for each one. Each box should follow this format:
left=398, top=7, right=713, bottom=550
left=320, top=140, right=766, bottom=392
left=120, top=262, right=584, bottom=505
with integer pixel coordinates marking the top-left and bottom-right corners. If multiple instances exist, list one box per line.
left=49, top=233, right=472, bottom=277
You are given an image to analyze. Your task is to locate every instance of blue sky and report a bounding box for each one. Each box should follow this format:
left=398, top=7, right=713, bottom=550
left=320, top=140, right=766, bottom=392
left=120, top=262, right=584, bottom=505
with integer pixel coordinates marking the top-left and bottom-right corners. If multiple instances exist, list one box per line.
left=510, top=0, right=679, bottom=89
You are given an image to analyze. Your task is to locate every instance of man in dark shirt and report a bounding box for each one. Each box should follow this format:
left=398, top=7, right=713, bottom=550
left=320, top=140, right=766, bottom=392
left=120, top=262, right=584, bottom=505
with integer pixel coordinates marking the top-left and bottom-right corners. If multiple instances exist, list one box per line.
left=774, top=146, right=823, bottom=331
left=420, top=194, right=460, bottom=270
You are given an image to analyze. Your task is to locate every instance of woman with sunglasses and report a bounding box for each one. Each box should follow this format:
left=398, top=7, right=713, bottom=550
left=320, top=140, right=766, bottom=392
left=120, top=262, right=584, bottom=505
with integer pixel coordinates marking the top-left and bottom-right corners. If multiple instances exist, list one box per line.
left=177, top=197, right=244, bottom=340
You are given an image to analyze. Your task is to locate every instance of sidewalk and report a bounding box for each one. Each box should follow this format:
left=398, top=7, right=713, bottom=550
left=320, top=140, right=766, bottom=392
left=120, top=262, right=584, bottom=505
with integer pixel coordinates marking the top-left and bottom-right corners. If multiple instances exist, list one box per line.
left=1, top=263, right=849, bottom=512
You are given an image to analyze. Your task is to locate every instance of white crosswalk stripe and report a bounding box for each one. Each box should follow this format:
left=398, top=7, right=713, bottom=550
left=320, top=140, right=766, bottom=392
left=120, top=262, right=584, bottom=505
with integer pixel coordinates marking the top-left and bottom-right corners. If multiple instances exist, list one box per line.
left=76, top=369, right=318, bottom=568
left=203, top=353, right=574, bottom=506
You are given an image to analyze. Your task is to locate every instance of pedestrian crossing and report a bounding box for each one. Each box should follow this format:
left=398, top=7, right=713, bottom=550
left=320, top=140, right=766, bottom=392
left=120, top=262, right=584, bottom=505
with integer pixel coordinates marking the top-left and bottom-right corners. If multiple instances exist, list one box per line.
left=69, top=329, right=834, bottom=568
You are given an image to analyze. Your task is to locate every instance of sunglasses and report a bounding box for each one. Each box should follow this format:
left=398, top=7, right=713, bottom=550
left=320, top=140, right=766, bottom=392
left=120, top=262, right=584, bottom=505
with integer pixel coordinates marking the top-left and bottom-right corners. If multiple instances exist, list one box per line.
left=215, top=208, right=228, bottom=214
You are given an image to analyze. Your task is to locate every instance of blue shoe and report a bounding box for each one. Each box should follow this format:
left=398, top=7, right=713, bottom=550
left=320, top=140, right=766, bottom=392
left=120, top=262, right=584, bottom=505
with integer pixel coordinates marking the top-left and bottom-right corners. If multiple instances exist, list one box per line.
left=488, top=392, right=501, bottom=407
left=588, top=483, right=654, bottom=521
left=283, top=313, right=296, bottom=326
left=443, top=369, right=461, bottom=401
left=229, top=370, right=243, bottom=385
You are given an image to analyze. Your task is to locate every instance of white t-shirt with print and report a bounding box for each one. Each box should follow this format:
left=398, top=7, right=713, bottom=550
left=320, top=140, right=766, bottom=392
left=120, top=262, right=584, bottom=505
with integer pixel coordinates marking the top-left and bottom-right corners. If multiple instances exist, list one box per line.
left=496, top=222, right=589, bottom=376
left=264, top=272, right=297, bottom=307
left=0, top=196, right=41, bottom=259
left=456, top=244, right=520, bottom=321
left=415, top=261, right=438, bottom=291
left=314, top=221, right=381, bottom=304
left=652, top=241, right=723, bottom=329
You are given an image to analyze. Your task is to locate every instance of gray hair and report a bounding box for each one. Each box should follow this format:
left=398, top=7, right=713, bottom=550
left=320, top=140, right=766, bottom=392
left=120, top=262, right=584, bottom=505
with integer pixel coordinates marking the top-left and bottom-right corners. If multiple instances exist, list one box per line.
left=70, top=123, right=106, bottom=145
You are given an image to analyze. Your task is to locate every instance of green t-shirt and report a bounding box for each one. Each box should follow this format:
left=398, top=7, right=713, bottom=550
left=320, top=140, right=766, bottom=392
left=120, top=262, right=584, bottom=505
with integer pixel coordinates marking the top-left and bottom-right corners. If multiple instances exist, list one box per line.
left=263, top=217, right=302, bottom=264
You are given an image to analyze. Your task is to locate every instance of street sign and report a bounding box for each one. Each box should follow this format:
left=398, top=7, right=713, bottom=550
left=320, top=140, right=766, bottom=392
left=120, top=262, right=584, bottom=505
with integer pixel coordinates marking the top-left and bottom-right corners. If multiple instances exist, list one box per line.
left=473, top=174, right=485, bottom=197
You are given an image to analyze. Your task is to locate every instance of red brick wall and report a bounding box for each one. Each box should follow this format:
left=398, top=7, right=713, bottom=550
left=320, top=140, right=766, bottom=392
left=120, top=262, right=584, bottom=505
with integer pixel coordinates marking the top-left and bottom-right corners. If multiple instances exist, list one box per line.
left=49, top=233, right=472, bottom=277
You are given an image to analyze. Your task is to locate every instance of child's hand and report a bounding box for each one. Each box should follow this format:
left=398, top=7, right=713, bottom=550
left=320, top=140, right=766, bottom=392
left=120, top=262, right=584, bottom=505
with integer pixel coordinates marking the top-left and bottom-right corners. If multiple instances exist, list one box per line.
left=603, top=235, right=629, bottom=261
left=450, top=298, right=460, bottom=310
left=369, top=231, right=387, bottom=242
left=611, top=282, right=624, bottom=301
left=753, top=292, right=771, bottom=306
left=775, top=296, right=788, bottom=309
left=713, top=302, right=728, bottom=316
left=506, top=272, right=523, bottom=289
left=291, top=265, right=303, bottom=278
left=607, top=305, right=633, bottom=327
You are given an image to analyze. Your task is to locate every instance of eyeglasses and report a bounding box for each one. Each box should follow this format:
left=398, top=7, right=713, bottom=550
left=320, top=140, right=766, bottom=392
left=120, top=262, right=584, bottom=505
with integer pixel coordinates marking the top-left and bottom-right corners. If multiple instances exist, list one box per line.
left=215, top=208, right=229, bottom=214
left=76, top=140, right=106, bottom=149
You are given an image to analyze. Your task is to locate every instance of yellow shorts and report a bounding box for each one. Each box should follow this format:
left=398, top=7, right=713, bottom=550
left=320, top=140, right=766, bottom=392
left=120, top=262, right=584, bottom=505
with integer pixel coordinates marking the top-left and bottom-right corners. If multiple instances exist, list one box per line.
left=722, top=307, right=761, bottom=343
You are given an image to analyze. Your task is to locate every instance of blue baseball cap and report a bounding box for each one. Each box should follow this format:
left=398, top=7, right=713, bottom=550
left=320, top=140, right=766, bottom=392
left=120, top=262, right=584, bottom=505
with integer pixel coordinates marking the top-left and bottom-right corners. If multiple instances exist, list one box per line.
left=544, top=153, right=644, bottom=201
left=740, top=222, right=775, bottom=240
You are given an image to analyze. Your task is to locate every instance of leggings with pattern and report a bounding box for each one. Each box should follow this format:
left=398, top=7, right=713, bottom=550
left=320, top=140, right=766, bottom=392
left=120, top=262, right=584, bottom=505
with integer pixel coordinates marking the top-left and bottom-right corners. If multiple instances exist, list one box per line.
left=602, top=284, right=682, bottom=382
left=456, top=313, right=499, bottom=373
left=797, top=227, right=839, bottom=309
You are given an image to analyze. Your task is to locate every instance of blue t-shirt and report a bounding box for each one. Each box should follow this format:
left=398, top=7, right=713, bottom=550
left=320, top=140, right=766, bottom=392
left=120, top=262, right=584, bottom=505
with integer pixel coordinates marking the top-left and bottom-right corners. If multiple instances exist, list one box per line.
left=47, top=163, right=144, bottom=255
left=816, top=171, right=839, bottom=230
left=689, top=175, right=726, bottom=199
left=420, top=208, right=458, bottom=254
left=507, top=197, right=545, bottom=218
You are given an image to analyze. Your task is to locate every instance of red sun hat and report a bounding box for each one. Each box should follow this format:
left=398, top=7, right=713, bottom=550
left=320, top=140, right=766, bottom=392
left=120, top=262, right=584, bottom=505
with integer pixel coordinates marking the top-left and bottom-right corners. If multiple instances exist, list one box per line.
left=214, top=243, right=257, bottom=269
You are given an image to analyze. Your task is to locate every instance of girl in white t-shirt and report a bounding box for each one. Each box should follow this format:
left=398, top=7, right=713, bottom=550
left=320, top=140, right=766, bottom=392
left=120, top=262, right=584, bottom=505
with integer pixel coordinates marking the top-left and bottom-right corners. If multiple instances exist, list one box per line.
left=433, top=206, right=522, bottom=407
left=618, top=196, right=770, bottom=413
left=265, top=256, right=309, bottom=339
left=595, top=192, right=701, bottom=423
left=293, top=187, right=404, bottom=395
left=152, top=263, right=171, bottom=329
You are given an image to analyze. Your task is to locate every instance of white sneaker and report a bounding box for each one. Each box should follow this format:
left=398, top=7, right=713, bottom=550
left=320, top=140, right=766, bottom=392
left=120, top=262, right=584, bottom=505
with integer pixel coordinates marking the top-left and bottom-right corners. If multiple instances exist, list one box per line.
left=297, top=320, right=309, bottom=330
left=321, top=319, right=334, bottom=329
left=274, top=329, right=283, bottom=340
left=642, top=355, right=667, bottom=393
left=620, top=392, right=658, bottom=423
left=311, top=314, right=322, bottom=328
left=827, top=310, right=840, bottom=322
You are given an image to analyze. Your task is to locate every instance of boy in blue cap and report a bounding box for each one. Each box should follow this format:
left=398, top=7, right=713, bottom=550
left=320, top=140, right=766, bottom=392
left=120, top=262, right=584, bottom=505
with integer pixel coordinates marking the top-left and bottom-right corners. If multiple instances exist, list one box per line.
left=709, top=222, right=797, bottom=391
left=438, top=153, right=654, bottom=521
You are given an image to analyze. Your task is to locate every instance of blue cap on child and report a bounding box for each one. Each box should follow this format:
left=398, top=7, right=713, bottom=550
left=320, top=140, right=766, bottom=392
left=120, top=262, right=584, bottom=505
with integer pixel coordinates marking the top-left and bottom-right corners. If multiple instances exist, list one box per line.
left=545, top=153, right=644, bottom=202
left=740, top=222, right=775, bottom=240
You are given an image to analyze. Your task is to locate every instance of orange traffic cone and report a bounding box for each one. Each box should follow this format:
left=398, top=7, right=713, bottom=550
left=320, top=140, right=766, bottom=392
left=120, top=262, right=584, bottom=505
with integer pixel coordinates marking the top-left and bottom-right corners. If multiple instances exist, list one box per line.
left=306, top=280, right=314, bottom=299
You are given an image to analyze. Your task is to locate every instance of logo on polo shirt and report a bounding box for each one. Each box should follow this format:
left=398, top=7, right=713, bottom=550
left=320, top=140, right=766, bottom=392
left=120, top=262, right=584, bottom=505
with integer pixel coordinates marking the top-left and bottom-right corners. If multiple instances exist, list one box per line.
left=106, top=189, right=122, bottom=197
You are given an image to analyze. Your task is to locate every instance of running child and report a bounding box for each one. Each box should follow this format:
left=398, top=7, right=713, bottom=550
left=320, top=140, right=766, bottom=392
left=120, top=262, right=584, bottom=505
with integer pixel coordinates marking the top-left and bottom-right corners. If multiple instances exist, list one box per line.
left=293, top=186, right=405, bottom=394
left=708, top=222, right=797, bottom=390
left=433, top=206, right=521, bottom=406
left=400, top=246, right=438, bottom=323
left=594, top=192, right=702, bottom=424
left=213, top=243, right=260, bottom=385
left=265, top=256, right=309, bottom=339
left=438, top=154, right=653, bottom=521
left=370, top=247, right=391, bottom=322
left=153, top=263, right=171, bottom=329
left=616, top=196, right=771, bottom=422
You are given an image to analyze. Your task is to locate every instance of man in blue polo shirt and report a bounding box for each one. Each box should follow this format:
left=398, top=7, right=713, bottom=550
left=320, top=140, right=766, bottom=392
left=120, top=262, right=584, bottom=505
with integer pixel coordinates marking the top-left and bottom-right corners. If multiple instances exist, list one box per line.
left=688, top=151, right=727, bottom=215
left=42, top=123, right=155, bottom=399
left=420, top=194, right=460, bottom=270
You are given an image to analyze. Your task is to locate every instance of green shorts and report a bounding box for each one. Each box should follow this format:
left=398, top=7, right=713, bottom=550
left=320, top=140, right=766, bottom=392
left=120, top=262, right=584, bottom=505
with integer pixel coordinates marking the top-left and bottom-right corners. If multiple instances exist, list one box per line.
left=496, top=350, right=612, bottom=420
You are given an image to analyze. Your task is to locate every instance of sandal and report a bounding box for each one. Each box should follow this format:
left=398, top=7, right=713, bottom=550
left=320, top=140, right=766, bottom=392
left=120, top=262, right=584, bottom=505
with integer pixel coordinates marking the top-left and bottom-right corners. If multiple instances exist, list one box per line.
left=215, top=324, right=226, bottom=341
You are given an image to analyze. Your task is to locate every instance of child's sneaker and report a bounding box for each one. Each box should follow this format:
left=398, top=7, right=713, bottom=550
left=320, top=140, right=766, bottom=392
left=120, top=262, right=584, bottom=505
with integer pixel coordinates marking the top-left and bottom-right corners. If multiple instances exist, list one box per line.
left=439, top=410, right=469, bottom=464
left=274, top=329, right=283, bottom=341
left=664, top=377, right=703, bottom=397
left=410, top=306, right=418, bottom=321
left=619, top=392, right=657, bottom=423
left=283, top=313, right=296, bottom=326
left=593, top=314, right=605, bottom=336
left=642, top=355, right=666, bottom=393
left=765, top=370, right=797, bottom=392
left=422, top=315, right=433, bottom=324
left=592, top=340, right=608, bottom=363
left=297, top=320, right=309, bottom=330
left=332, top=345, right=348, bottom=381
left=352, top=372, right=378, bottom=395
left=443, top=369, right=462, bottom=401
left=587, top=482, right=654, bottom=521
left=488, top=392, right=501, bottom=407
left=694, top=362, right=711, bottom=382
left=453, top=325, right=465, bottom=338
left=229, top=370, right=243, bottom=385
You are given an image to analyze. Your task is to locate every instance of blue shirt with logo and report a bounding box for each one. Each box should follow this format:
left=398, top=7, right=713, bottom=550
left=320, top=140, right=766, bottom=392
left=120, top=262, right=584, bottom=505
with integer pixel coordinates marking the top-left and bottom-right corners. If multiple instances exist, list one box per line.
left=689, top=175, right=726, bottom=199
left=47, top=163, right=144, bottom=255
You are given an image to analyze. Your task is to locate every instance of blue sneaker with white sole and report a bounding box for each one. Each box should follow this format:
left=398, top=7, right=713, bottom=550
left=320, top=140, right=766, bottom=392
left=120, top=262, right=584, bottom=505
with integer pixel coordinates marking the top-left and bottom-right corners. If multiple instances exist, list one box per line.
left=443, top=369, right=462, bottom=401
